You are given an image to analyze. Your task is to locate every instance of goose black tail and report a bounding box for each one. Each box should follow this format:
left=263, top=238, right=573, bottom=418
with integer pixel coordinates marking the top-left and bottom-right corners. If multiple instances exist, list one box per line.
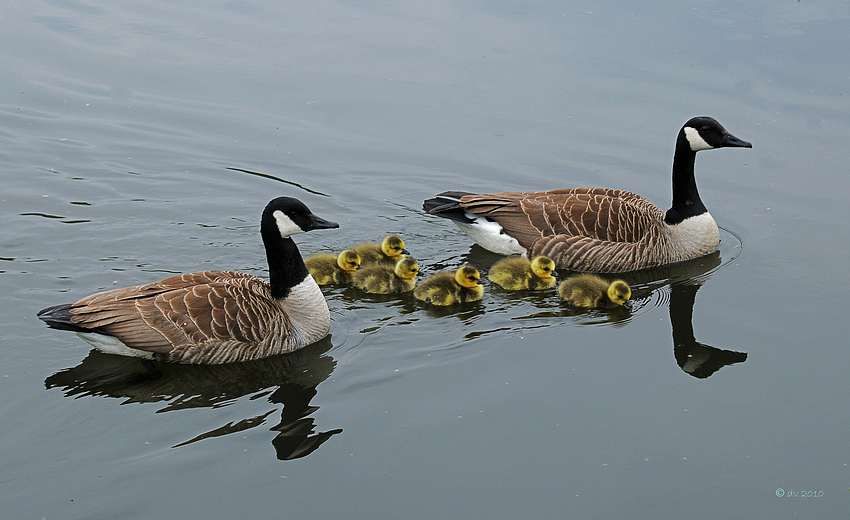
left=422, top=191, right=477, bottom=224
left=37, top=304, right=89, bottom=333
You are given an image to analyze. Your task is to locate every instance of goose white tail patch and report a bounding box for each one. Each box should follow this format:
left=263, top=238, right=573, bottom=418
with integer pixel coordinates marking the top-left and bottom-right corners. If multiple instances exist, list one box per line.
left=683, top=126, right=713, bottom=151
left=76, top=332, right=155, bottom=359
left=454, top=216, right=526, bottom=255
left=273, top=210, right=305, bottom=238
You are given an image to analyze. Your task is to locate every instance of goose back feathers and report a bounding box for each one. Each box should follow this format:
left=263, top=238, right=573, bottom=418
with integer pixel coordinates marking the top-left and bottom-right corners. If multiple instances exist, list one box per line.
left=37, top=197, right=339, bottom=364
left=423, top=117, right=752, bottom=273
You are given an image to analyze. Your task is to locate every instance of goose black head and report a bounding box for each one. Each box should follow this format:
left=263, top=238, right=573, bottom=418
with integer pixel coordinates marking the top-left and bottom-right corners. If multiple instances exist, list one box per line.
left=263, top=197, right=339, bottom=239
left=681, top=116, right=752, bottom=152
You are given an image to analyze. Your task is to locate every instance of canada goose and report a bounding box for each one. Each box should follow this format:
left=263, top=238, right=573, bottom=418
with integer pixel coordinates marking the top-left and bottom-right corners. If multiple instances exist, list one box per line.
left=305, top=249, right=361, bottom=285
left=413, top=265, right=484, bottom=306
left=352, top=256, right=419, bottom=294
left=423, top=117, right=752, bottom=273
left=488, top=255, right=557, bottom=290
left=352, top=235, right=409, bottom=266
left=558, top=274, right=632, bottom=309
left=36, top=197, right=339, bottom=364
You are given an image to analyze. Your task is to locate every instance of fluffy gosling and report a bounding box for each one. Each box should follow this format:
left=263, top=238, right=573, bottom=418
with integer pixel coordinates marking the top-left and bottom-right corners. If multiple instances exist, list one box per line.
left=558, top=274, right=633, bottom=309
left=305, top=249, right=361, bottom=285
left=352, top=256, right=419, bottom=294
left=352, top=235, right=409, bottom=266
left=488, top=255, right=557, bottom=290
left=414, top=265, right=484, bottom=306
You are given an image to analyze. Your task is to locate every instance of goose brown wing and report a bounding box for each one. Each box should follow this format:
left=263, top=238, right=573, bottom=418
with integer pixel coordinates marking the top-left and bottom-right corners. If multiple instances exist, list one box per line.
left=459, top=188, right=663, bottom=247
left=69, top=271, right=279, bottom=354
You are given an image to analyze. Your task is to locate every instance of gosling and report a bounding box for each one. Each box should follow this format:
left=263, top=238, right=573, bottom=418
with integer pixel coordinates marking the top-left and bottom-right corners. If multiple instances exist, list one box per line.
left=488, top=255, right=557, bottom=290
left=305, top=249, right=361, bottom=285
left=558, top=274, right=633, bottom=309
left=414, top=265, right=484, bottom=306
left=352, top=235, right=409, bottom=266
left=352, top=256, right=419, bottom=294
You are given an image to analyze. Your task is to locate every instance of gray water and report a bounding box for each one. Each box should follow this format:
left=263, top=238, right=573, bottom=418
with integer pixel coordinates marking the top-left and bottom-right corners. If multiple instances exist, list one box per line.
left=2, top=1, right=849, bottom=518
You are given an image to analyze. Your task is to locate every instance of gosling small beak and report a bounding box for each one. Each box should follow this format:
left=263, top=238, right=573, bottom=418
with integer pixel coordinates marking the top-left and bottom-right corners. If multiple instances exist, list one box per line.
left=622, top=299, right=634, bottom=311
left=401, top=248, right=410, bottom=255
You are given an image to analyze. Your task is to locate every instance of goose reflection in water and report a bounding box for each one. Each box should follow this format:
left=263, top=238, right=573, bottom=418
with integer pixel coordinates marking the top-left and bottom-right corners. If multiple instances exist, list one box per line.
left=669, top=282, right=748, bottom=378
left=620, top=248, right=748, bottom=378
left=44, top=336, right=341, bottom=460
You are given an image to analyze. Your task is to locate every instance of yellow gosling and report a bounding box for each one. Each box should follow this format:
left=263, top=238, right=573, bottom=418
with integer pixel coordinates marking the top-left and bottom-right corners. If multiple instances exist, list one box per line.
left=305, top=249, right=361, bottom=285
left=352, top=235, right=408, bottom=266
left=488, top=255, right=557, bottom=290
left=352, top=256, right=419, bottom=294
left=414, top=265, right=484, bottom=306
left=558, top=274, right=633, bottom=309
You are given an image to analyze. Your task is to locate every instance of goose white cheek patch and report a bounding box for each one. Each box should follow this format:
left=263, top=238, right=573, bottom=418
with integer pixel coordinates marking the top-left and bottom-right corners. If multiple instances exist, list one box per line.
left=683, top=126, right=713, bottom=151
left=273, top=210, right=304, bottom=237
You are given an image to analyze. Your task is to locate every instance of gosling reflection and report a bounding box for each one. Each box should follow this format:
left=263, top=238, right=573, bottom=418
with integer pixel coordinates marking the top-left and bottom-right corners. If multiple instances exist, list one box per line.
left=44, top=336, right=341, bottom=460
left=669, top=282, right=748, bottom=378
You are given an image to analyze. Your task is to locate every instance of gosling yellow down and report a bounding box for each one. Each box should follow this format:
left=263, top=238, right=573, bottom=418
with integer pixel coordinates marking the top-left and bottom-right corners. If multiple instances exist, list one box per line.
left=305, top=249, right=361, bottom=285
left=352, top=256, right=419, bottom=294
left=488, top=255, right=557, bottom=290
left=558, top=274, right=632, bottom=309
left=414, top=265, right=484, bottom=306
left=352, top=235, right=409, bottom=266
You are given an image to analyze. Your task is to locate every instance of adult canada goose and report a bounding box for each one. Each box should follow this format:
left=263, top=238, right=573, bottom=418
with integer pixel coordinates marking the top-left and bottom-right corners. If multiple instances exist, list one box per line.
left=558, top=274, right=632, bottom=309
left=352, top=256, right=419, bottom=294
left=36, top=197, right=339, bottom=364
left=352, top=235, right=409, bottom=266
left=305, top=249, right=361, bottom=285
left=423, top=117, right=752, bottom=273
left=488, top=256, right=557, bottom=291
left=414, top=265, right=484, bottom=306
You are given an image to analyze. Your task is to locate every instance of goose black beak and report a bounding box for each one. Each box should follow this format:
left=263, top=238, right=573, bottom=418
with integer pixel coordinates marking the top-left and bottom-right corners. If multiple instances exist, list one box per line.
left=722, top=132, right=752, bottom=149
left=309, top=215, right=340, bottom=230
left=401, top=248, right=410, bottom=255
left=622, top=299, right=634, bottom=311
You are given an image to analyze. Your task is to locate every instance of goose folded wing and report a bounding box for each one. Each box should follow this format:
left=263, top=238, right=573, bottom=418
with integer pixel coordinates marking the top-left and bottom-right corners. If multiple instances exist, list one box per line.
left=460, top=188, right=662, bottom=247
left=68, top=271, right=280, bottom=354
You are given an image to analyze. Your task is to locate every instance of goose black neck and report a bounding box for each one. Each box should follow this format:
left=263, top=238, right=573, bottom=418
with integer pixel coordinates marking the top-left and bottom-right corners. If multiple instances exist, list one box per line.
left=665, top=135, right=707, bottom=225
left=261, top=224, right=309, bottom=300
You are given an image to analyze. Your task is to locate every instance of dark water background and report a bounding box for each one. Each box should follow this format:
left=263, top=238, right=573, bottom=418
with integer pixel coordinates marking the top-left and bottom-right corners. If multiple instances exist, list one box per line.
left=2, top=1, right=849, bottom=518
